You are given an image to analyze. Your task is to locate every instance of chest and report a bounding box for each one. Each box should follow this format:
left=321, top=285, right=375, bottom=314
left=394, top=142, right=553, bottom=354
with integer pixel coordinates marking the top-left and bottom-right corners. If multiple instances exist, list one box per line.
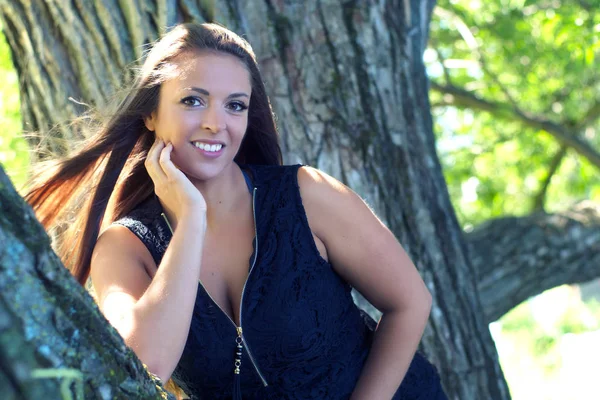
left=168, top=171, right=371, bottom=395
left=199, top=209, right=256, bottom=327
left=176, top=206, right=363, bottom=395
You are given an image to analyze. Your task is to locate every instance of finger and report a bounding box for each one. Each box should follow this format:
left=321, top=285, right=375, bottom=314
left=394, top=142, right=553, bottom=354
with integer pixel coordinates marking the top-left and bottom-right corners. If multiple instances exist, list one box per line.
left=144, top=139, right=161, bottom=178
left=145, top=138, right=161, bottom=166
left=146, top=139, right=167, bottom=181
left=150, top=138, right=165, bottom=163
left=159, top=143, right=185, bottom=181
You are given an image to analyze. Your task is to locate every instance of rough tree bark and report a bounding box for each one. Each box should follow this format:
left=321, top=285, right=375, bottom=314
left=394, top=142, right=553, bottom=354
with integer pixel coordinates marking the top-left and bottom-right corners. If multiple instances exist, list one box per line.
left=3, top=163, right=597, bottom=399
left=238, top=2, right=509, bottom=398
left=2, top=0, right=595, bottom=399
left=0, top=167, right=174, bottom=399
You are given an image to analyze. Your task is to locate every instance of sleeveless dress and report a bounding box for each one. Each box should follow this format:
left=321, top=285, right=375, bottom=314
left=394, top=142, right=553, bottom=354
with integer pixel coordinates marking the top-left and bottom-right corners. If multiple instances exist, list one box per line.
left=114, top=164, right=447, bottom=400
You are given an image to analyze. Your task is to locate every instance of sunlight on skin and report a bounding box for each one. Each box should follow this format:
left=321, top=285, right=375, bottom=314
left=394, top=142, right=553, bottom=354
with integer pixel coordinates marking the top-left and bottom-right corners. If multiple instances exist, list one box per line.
left=2, top=6, right=599, bottom=399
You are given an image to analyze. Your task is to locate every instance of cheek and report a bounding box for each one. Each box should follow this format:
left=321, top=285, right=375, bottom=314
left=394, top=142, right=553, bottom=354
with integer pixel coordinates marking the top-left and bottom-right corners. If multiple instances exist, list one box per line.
left=169, top=146, right=193, bottom=169
left=232, top=118, right=249, bottom=142
left=160, top=115, right=198, bottom=142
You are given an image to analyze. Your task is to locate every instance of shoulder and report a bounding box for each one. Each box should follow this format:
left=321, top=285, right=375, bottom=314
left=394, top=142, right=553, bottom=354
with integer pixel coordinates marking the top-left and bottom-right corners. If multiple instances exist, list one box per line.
left=296, top=166, right=367, bottom=240
left=95, top=224, right=148, bottom=257
left=297, top=166, right=359, bottom=212
left=296, top=167, right=431, bottom=314
left=111, top=195, right=171, bottom=266
left=296, top=166, right=349, bottom=196
left=113, top=195, right=162, bottom=228
left=91, top=225, right=156, bottom=304
left=94, top=224, right=155, bottom=272
left=246, top=164, right=359, bottom=219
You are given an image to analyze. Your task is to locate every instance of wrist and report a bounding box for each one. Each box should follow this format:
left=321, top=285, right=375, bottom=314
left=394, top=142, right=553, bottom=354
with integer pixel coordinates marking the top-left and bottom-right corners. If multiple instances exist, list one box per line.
left=164, top=208, right=206, bottom=235
left=179, top=209, right=207, bottom=227
left=180, top=205, right=207, bottom=218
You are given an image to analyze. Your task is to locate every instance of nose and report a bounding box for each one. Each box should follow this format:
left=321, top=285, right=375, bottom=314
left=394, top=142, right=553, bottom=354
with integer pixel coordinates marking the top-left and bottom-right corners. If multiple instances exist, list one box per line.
left=202, top=106, right=226, bottom=133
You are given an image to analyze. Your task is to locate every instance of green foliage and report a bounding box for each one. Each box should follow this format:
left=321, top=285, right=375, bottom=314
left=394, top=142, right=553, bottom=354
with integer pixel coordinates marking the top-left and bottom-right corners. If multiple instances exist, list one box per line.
left=430, top=0, right=600, bottom=226
left=0, top=4, right=598, bottom=399
left=429, top=4, right=600, bottom=396
left=0, top=22, right=29, bottom=192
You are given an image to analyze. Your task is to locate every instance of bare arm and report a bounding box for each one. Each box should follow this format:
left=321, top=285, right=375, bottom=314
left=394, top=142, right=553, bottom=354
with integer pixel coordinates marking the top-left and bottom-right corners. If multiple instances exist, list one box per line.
left=92, top=214, right=204, bottom=382
left=298, top=166, right=432, bottom=399
left=91, top=140, right=207, bottom=382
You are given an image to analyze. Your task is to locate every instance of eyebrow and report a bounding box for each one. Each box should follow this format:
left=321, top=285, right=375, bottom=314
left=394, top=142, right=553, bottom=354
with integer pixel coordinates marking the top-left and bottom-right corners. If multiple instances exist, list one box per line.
left=184, top=86, right=250, bottom=99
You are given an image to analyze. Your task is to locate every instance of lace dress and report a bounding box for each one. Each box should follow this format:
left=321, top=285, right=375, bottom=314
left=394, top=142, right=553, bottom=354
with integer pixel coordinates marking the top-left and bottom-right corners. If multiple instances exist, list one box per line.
left=114, top=164, right=447, bottom=400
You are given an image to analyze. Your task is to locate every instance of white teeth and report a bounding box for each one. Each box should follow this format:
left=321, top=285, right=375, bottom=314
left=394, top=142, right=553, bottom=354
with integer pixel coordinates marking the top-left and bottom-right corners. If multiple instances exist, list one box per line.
left=193, top=142, right=223, bottom=152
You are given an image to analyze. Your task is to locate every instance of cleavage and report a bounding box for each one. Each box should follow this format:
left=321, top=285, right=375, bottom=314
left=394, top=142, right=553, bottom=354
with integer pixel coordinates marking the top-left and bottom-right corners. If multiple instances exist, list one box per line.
left=199, top=218, right=255, bottom=326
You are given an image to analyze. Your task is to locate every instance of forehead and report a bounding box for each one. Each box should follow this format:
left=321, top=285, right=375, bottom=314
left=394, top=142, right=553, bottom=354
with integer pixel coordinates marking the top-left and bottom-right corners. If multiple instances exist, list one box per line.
left=166, top=51, right=252, bottom=93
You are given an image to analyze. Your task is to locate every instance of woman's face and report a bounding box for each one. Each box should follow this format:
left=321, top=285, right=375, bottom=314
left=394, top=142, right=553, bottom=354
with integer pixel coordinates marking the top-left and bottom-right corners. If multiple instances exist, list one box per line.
left=145, top=51, right=252, bottom=182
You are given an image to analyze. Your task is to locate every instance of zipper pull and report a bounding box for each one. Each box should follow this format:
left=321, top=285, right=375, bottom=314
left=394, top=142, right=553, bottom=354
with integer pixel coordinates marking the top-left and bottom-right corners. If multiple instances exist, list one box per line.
left=233, top=327, right=243, bottom=399
left=234, top=327, right=243, bottom=374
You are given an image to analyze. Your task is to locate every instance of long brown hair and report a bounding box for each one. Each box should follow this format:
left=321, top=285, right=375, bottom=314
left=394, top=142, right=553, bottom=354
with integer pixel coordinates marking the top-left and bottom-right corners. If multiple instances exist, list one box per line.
left=25, top=23, right=282, bottom=285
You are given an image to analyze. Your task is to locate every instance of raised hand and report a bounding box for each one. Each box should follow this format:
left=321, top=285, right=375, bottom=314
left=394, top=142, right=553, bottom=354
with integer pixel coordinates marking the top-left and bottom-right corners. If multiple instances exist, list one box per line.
left=145, top=139, right=207, bottom=222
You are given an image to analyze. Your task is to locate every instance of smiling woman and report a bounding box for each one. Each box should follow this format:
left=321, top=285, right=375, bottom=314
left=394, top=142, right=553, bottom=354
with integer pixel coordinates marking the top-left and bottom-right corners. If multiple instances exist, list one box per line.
left=143, top=52, right=252, bottom=182
left=24, top=22, right=446, bottom=399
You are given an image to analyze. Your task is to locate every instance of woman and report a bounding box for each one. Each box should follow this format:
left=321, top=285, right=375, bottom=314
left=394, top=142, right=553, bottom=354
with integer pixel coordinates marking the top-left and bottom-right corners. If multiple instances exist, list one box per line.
left=26, top=23, right=447, bottom=399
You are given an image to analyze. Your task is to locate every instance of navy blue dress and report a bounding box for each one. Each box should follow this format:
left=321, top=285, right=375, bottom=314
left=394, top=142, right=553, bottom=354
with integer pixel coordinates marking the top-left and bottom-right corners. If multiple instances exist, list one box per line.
left=114, top=164, right=447, bottom=399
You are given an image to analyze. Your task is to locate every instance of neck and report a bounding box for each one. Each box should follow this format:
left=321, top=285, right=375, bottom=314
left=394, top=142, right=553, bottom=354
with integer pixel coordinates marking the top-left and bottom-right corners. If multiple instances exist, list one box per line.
left=158, top=163, right=251, bottom=231
left=194, top=164, right=243, bottom=209
left=194, top=163, right=251, bottom=225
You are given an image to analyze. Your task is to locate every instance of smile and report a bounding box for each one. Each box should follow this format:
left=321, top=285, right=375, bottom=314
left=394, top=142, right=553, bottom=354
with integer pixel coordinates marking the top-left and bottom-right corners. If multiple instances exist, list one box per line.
left=192, top=142, right=224, bottom=152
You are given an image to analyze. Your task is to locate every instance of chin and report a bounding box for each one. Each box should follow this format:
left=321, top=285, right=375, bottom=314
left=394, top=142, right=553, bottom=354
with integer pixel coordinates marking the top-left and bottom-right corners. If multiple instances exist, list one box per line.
left=172, top=146, right=238, bottom=182
left=181, top=161, right=233, bottom=183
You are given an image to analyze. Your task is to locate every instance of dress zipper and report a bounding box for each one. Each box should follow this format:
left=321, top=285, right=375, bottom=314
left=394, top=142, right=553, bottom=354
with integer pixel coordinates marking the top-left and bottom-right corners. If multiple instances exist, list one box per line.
left=160, top=186, right=268, bottom=388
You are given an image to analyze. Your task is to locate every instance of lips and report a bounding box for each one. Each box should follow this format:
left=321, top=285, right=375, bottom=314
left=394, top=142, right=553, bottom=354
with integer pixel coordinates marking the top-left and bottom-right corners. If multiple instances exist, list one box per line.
left=191, top=141, right=226, bottom=158
left=193, top=142, right=223, bottom=152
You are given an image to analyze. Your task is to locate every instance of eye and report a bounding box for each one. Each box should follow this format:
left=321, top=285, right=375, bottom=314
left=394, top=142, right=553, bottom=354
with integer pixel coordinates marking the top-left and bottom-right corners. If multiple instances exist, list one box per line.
left=227, top=101, right=249, bottom=112
left=181, top=96, right=203, bottom=107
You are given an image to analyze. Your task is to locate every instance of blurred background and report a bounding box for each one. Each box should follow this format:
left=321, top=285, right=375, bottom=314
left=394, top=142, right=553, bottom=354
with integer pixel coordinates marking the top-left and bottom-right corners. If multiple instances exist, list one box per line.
left=428, top=1, right=600, bottom=399
left=1, top=1, right=598, bottom=399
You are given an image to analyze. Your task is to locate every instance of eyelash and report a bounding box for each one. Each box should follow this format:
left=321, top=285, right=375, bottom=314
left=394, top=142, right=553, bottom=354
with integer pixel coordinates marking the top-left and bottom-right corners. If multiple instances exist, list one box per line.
left=181, top=96, right=203, bottom=107
left=228, top=101, right=248, bottom=112
left=180, top=96, right=248, bottom=112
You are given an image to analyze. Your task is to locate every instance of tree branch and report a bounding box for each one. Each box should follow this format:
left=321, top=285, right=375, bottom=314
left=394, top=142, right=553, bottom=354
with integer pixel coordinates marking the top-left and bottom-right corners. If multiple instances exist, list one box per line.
left=580, top=100, right=600, bottom=129
left=532, top=145, right=568, bottom=212
left=469, top=201, right=600, bottom=323
left=428, top=36, right=453, bottom=85
left=432, top=6, right=600, bottom=170
left=430, top=82, right=600, bottom=169
left=433, top=7, right=522, bottom=111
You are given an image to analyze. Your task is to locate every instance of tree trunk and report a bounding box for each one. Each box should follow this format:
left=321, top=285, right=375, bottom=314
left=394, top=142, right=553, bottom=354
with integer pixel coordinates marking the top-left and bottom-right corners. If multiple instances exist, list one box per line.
left=0, top=166, right=174, bottom=399
left=230, top=2, right=509, bottom=398
left=1, top=1, right=563, bottom=399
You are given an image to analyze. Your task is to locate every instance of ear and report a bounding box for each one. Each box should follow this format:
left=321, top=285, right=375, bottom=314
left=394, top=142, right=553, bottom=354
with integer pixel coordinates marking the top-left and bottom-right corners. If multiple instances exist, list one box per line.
left=144, top=112, right=156, bottom=132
